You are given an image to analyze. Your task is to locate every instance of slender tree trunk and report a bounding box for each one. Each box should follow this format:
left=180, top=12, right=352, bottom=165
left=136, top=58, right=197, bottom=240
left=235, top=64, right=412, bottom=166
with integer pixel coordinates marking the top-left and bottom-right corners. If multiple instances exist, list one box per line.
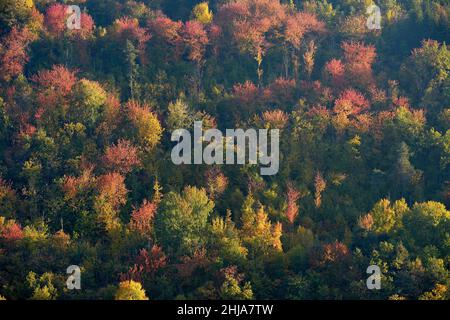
left=256, top=48, right=263, bottom=86
left=292, top=48, right=299, bottom=81
left=283, top=45, right=289, bottom=78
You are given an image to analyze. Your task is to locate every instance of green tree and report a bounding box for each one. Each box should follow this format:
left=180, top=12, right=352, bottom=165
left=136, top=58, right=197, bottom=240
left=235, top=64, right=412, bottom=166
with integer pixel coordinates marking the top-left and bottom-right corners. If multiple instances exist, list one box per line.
left=27, top=271, right=58, bottom=300
left=125, top=40, right=139, bottom=100
left=365, top=198, right=409, bottom=235
left=209, top=211, right=248, bottom=264
left=70, top=79, right=107, bottom=128
left=401, top=40, right=450, bottom=115
left=167, top=98, right=192, bottom=131
left=393, top=142, right=423, bottom=201
left=219, top=267, right=253, bottom=300
left=404, top=201, right=450, bottom=247
left=154, top=186, right=214, bottom=255
left=0, top=0, right=34, bottom=31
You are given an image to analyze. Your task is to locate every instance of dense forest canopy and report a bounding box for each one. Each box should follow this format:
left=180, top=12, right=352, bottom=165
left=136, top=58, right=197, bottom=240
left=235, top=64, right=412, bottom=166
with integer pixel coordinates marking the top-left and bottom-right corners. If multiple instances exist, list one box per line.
left=0, top=0, right=449, bottom=300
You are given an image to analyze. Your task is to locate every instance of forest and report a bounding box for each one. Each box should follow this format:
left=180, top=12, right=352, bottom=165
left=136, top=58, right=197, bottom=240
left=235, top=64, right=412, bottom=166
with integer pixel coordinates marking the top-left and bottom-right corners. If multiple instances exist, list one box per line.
left=0, top=0, right=449, bottom=300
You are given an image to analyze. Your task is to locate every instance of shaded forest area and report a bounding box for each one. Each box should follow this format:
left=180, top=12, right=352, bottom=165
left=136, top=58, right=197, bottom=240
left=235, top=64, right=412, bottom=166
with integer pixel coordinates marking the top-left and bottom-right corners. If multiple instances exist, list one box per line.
left=0, top=0, right=449, bottom=300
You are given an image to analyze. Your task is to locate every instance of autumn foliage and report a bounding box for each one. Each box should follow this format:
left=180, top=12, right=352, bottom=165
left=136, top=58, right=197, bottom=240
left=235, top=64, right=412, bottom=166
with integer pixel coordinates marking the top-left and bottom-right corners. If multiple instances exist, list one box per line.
left=0, top=27, right=35, bottom=81
left=102, top=139, right=140, bottom=174
left=129, top=200, right=157, bottom=237
left=32, top=65, right=77, bottom=109
left=0, top=0, right=448, bottom=301
left=285, top=183, right=301, bottom=224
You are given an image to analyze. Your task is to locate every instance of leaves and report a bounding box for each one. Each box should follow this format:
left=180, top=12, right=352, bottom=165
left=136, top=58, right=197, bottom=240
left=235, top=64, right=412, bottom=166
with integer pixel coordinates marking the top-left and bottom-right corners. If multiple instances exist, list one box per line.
left=0, top=0, right=448, bottom=301
left=0, top=27, right=35, bottom=81
left=182, top=20, right=208, bottom=64
left=115, top=280, right=148, bottom=300
left=102, top=139, right=141, bottom=174
left=154, top=186, right=214, bottom=255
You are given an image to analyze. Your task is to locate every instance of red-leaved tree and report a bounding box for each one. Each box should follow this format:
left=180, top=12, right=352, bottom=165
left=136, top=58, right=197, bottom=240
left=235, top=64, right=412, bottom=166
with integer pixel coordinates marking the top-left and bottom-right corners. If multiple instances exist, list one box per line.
left=285, top=183, right=301, bottom=224
left=182, top=20, right=208, bottom=64
left=102, top=139, right=141, bottom=174
left=112, top=17, right=151, bottom=63
left=130, top=200, right=157, bottom=237
left=32, top=65, right=77, bottom=107
left=342, top=41, right=376, bottom=87
left=44, top=3, right=67, bottom=36
left=0, top=27, right=35, bottom=81
left=147, top=16, right=183, bottom=60
left=324, top=58, right=345, bottom=89
left=334, top=88, right=370, bottom=116
left=217, top=0, right=287, bottom=83
left=283, top=12, right=325, bottom=79
left=121, top=246, right=167, bottom=282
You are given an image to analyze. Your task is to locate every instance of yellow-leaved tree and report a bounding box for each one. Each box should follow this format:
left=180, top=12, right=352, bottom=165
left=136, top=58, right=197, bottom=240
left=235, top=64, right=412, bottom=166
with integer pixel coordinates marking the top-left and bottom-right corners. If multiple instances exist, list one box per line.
left=115, top=280, right=148, bottom=300
left=127, top=100, right=163, bottom=151
left=240, top=195, right=283, bottom=255
left=192, top=2, right=213, bottom=25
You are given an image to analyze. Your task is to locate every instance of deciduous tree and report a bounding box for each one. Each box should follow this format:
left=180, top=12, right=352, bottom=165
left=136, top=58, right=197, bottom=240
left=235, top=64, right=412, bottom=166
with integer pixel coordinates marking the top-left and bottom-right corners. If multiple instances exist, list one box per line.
left=154, top=186, right=214, bottom=255
left=115, top=280, right=148, bottom=300
left=0, top=27, right=35, bottom=81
